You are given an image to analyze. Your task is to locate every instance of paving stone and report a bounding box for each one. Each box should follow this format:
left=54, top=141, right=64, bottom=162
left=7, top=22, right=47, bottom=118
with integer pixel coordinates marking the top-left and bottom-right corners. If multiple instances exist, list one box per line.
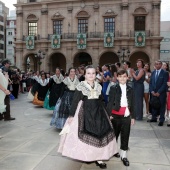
left=0, top=152, right=46, bottom=170
left=33, top=155, right=82, bottom=170
left=130, top=129, right=156, bottom=138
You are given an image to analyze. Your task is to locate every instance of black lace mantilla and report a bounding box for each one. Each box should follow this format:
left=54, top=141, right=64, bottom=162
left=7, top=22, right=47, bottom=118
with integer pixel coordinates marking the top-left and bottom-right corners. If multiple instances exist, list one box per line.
left=78, top=102, right=115, bottom=148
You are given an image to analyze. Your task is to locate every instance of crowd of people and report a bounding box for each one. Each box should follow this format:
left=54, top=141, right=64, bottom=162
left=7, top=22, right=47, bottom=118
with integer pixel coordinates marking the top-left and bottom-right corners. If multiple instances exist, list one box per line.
left=0, top=58, right=170, bottom=169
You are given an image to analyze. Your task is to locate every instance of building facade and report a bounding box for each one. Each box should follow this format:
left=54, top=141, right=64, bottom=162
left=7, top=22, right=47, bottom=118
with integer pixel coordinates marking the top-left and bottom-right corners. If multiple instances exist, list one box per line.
left=14, top=0, right=162, bottom=72
left=6, top=10, right=16, bottom=65
left=160, top=21, right=170, bottom=64
left=0, top=1, right=9, bottom=61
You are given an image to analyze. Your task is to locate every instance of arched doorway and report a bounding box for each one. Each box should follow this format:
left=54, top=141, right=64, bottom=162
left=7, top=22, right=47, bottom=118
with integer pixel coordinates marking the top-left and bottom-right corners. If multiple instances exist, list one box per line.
left=25, top=54, right=37, bottom=72
left=129, top=51, right=150, bottom=69
left=50, top=53, right=66, bottom=72
left=99, top=52, right=119, bottom=66
left=73, top=52, right=92, bottom=67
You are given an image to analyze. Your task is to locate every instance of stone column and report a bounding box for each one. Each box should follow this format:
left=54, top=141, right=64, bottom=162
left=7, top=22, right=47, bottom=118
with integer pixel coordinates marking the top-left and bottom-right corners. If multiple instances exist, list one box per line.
left=41, top=4, right=48, bottom=39
left=152, top=2, right=160, bottom=36
left=16, top=49, right=24, bottom=70
left=16, top=7, right=23, bottom=41
left=121, top=0, right=129, bottom=37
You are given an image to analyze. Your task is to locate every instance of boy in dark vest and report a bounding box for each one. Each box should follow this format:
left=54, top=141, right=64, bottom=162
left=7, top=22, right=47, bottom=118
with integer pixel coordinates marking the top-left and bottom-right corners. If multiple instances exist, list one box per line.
left=107, top=69, right=135, bottom=166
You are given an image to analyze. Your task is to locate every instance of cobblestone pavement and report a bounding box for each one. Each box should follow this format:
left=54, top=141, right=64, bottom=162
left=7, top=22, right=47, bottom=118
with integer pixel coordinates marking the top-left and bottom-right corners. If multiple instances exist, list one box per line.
left=0, top=93, right=170, bottom=170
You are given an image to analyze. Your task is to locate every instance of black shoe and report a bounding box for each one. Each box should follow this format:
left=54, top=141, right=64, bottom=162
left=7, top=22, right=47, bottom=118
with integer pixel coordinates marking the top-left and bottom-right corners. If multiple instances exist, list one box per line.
left=147, top=119, right=157, bottom=122
left=121, top=158, right=130, bottom=166
left=113, top=153, right=120, bottom=158
left=167, top=124, right=170, bottom=127
left=95, top=161, right=107, bottom=169
left=158, top=122, right=163, bottom=126
left=4, top=117, right=15, bottom=121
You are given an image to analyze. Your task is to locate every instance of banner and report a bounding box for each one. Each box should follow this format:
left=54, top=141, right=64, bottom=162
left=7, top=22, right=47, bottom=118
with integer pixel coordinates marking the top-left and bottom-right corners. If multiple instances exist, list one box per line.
left=135, top=31, right=145, bottom=47
left=104, top=32, right=114, bottom=47
left=77, top=33, right=86, bottom=49
left=26, top=36, right=34, bottom=49
left=51, top=35, right=61, bottom=49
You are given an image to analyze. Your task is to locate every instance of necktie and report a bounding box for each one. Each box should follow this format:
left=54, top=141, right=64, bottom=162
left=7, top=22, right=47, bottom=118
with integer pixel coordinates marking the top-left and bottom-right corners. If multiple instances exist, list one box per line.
left=155, top=70, right=158, bottom=83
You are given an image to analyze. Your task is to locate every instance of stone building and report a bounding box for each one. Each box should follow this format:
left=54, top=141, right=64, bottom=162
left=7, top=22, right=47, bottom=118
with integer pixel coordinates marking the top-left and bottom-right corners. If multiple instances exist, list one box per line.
left=160, top=21, right=170, bottom=65
left=0, top=1, right=9, bottom=61
left=14, top=0, right=162, bottom=72
left=6, top=10, right=16, bottom=65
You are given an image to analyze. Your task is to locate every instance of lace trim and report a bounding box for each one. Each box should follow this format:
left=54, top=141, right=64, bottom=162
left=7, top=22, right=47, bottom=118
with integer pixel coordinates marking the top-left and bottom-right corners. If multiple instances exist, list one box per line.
left=52, top=74, right=64, bottom=84
left=63, top=77, right=79, bottom=90
left=76, top=81, right=102, bottom=99
left=78, top=102, right=115, bottom=148
left=38, top=79, right=49, bottom=86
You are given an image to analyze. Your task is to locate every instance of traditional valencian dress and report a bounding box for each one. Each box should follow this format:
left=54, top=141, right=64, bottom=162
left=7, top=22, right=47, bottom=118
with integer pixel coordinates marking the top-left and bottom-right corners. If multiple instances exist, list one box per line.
left=58, top=81, right=117, bottom=162
left=50, top=76, right=79, bottom=129
left=45, top=74, right=64, bottom=110
left=33, top=79, right=49, bottom=106
left=0, top=72, right=8, bottom=113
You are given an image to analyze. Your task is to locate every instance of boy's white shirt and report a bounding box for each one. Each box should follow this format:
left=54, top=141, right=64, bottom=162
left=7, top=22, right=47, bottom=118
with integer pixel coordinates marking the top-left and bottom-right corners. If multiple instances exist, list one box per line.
left=119, top=84, right=130, bottom=117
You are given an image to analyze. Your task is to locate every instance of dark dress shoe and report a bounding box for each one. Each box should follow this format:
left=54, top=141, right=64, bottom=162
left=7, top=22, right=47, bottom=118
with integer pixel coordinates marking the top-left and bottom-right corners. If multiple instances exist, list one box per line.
left=113, top=153, right=120, bottom=158
left=121, top=158, right=130, bottom=166
left=4, top=117, right=15, bottom=121
left=167, top=124, right=170, bottom=127
left=158, top=122, right=163, bottom=126
left=95, top=161, right=107, bottom=169
left=147, top=119, right=157, bottom=122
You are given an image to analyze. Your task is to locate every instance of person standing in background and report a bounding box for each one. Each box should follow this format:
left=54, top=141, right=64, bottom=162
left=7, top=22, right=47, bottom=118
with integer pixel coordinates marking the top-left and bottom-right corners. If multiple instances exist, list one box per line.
left=148, top=61, right=169, bottom=126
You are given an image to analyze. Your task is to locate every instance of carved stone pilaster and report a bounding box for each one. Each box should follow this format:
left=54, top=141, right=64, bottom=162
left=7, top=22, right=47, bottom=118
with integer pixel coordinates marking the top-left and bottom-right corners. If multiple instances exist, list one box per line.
left=121, top=3, right=129, bottom=10
left=67, top=6, right=73, bottom=13
left=41, top=8, right=48, bottom=15
left=152, top=3, right=160, bottom=9
left=16, top=10, right=23, bottom=17
left=93, top=4, right=99, bottom=12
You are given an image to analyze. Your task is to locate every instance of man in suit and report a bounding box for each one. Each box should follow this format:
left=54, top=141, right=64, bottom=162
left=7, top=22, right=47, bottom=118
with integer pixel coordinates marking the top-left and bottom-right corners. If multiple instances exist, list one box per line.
left=148, top=61, right=168, bottom=126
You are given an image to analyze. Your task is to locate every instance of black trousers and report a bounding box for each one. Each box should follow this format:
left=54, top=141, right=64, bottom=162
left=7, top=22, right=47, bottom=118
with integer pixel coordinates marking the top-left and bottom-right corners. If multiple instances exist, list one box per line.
left=111, top=115, right=131, bottom=151
left=12, top=84, right=19, bottom=98
left=3, top=95, right=11, bottom=119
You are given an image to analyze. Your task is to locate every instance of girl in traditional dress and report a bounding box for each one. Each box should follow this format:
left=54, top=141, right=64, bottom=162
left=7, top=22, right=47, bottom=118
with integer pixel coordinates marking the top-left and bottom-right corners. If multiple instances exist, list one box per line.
left=50, top=67, right=79, bottom=129
left=33, top=73, right=49, bottom=106
left=58, top=65, right=117, bottom=169
left=47, top=68, right=64, bottom=109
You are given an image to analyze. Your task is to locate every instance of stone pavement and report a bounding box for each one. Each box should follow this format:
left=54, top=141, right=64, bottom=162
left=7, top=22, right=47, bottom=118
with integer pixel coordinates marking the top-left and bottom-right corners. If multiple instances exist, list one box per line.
left=0, top=93, right=170, bottom=170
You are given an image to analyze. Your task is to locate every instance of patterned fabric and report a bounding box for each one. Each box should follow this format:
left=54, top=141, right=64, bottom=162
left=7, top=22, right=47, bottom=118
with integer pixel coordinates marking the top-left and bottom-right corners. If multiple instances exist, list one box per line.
left=52, top=74, right=64, bottom=84
left=78, top=101, right=115, bottom=148
left=63, top=77, right=79, bottom=91
left=58, top=100, right=118, bottom=162
left=50, top=98, right=66, bottom=129
left=77, top=81, right=102, bottom=99
left=43, top=90, right=55, bottom=110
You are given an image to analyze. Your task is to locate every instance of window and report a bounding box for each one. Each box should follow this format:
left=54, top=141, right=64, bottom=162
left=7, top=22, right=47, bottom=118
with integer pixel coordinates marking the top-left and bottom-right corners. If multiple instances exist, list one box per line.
left=162, top=38, right=170, bottom=42
left=10, top=21, right=14, bottom=27
left=0, top=25, right=3, bottom=31
left=8, top=32, right=12, bottom=35
left=8, top=49, right=12, bottom=54
left=29, top=0, right=36, bottom=2
left=78, top=19, right=88, bottom=33
left=135, top=16, right=145, bottom=31
left=28, top=22, right=37, bottom=36
left=160, top=50, right=170, bottom=53
left=104, top=18, right=115, bottom=33
left=8, top=41, right=13, bottom=45
left=53, top=20, right=62, bottom=34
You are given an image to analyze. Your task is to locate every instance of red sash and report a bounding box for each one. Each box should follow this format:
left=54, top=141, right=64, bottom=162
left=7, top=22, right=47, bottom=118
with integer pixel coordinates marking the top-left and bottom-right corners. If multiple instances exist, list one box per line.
left=112, top=107, right=126, bottom=115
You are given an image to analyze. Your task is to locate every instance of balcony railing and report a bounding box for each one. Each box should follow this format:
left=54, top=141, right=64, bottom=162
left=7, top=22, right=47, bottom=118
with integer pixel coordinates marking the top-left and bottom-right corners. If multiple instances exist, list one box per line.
left=21, top=30, right=152, bottom=41
left=129, top=30, right=151, bottom=37
left=22, top=34, right=41, bottom=41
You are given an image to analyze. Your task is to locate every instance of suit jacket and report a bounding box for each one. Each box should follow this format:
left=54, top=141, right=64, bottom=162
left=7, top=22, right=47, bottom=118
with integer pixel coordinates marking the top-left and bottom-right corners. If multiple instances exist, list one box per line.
left=107, top=83, right=135, bottom=118
left=149, top=69, right=168, bottom=94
